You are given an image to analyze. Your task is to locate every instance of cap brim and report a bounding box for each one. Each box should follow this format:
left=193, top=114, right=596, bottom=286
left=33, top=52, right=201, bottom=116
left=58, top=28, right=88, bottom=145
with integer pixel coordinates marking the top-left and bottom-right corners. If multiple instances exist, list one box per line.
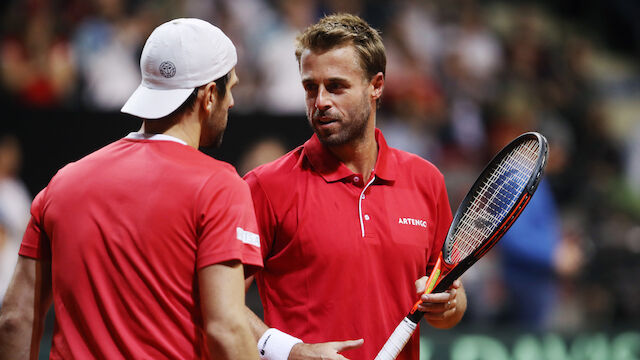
left=121, top=84, right=194, bottom=119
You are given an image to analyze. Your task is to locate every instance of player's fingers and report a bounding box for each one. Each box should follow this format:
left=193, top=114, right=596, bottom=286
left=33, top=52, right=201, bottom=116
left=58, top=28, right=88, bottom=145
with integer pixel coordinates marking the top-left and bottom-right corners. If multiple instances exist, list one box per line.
left=420, top=292, right=450, bottom=303
left=417, top=299, right=457, bottom=313
left=448, top=288, right=457, bottom=299
left=415, top=276, right=428, bottom=294
left=423, top=306, right=458, bottom=320
left=333, top=339, right=364, bottom=352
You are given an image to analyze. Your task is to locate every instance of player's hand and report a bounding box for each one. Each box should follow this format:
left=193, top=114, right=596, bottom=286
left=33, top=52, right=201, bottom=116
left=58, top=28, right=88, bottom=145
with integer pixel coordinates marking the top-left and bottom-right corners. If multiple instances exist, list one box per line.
left=288, top=339, right=364, bottom=360
left=414, top=277, right=462, bottom=323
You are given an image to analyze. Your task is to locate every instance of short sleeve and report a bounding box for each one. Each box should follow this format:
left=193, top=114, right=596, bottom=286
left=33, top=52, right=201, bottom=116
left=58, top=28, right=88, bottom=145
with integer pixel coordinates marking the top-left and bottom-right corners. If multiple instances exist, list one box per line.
left=196, top=173, right=263, bottom=276
left=243, top=171, right=277, bottom=261
left=19, top=188, right=51, bottom=260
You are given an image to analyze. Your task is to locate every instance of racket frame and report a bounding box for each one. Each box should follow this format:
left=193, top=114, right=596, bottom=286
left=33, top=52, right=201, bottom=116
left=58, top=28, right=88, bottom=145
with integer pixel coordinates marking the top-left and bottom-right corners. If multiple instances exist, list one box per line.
left=386, top=131, right=549, bottom=338
left=432, top=131, right=547, bottom=294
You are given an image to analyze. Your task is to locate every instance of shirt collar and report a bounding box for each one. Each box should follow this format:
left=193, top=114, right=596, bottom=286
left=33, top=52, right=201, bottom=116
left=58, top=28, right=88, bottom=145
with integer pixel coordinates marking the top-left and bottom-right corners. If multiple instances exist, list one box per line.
left=125, top=132, right=188, bottom=146
left=303, top=128, right=397, bottom=183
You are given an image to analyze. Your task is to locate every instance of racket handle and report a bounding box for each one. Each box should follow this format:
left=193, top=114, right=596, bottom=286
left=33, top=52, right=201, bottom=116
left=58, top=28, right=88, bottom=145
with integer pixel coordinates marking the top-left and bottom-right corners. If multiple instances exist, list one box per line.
left=374, top=317, right=418, bottom=360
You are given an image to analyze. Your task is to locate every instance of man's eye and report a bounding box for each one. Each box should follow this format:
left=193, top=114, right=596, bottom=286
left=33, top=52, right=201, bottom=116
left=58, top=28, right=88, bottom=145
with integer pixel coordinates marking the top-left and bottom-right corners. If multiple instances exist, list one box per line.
left=327, top=83, right=344, bottom=92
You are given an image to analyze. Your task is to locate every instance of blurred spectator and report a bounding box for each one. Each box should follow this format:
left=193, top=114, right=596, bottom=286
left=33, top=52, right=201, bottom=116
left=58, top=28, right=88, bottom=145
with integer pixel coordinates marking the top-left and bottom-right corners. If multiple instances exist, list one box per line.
left=377, top=113, right=443, bottom=164
left=72, top=0, right=147, bottom=110
left=251, top=0, right=315, bottom=115
left=0, top=135, right=31, bottom=305
left=440, top=1, right=502, bottom=102
left=441, top=2, right=502, bottom=157
left=207, top=0, right=273, bottom=113
left=627, top=122, right=640, bottom=195
left=388, top=0, right=444, bottom=68
left=377, top=0, right=448, bottom=163
left=1, top=1, right=76, bottom=107
left=497, top=180, right=583, bottom=330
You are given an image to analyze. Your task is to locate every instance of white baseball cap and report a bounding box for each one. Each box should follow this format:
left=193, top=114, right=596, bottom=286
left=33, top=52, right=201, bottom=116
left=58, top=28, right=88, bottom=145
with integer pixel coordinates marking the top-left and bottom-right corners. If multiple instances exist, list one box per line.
left=121, top=18, right=237, bottom=119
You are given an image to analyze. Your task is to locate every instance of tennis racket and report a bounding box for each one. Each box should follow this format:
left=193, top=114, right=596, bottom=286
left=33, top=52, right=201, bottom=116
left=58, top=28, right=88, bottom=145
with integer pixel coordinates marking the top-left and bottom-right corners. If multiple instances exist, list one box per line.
left=374, top=131, right=548, bottom=360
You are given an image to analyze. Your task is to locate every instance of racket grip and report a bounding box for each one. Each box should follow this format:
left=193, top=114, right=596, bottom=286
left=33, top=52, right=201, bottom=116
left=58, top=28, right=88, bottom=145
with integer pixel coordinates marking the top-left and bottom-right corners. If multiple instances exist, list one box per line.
left=374, top=317, right=418, bottom=360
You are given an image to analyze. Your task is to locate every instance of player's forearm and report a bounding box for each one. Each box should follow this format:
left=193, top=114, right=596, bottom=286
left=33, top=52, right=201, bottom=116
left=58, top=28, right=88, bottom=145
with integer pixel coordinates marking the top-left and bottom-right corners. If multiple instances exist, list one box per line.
left=244, top=275, right=269, bottom=341
left=244, top=306, right=309, bottom=360
left=204, top=316, right=259, bottom=360
left=0, top=307, right=33, bottom=360
left=0, top=257, right=50, bottom=360
left=199, top=263, right=259, bottom=359
left=245, top=305, right=270, bottom=340
left=0, top=298, right=39, bottom=360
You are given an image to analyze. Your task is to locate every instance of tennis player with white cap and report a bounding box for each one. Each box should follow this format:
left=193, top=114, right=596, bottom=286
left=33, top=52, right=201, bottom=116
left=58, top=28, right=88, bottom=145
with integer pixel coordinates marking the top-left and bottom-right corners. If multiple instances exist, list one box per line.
left=0, top=18, right=262, bottom=359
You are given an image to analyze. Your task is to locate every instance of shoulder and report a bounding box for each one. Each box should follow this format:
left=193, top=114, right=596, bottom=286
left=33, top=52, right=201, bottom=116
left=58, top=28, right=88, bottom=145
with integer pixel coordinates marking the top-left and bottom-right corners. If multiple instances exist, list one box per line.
left=54, top=139, right=244, bottom=190
left=244, top=145, right=305, bottom=187
left=383, top=145, right=450, bottom=201
left=54, top=138, right=135, bottom=173
left=48, top=140, right=123, bottom=179
left=178, top=152, right=248, bottom=196
left=388, top=146, right=445, bottom=181
left=204, top=159, right=247, bottom=191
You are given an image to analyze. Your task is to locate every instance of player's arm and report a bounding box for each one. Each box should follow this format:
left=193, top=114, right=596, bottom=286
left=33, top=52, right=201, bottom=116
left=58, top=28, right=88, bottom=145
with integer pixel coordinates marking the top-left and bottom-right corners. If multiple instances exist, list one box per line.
left=244, top=276, right=363, bottom=360
left=415, top=278, right=467, bottom=329
left=244, top=275, right=269, bottom=338
left=199, top=260, right=259, bottom=360
left=0, top=256, right=52, bottom=360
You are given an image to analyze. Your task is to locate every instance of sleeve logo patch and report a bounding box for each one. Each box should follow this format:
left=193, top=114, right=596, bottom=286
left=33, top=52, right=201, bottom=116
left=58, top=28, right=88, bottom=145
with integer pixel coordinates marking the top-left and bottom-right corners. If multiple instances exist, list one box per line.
left=236, top=227, right=260, bottom=247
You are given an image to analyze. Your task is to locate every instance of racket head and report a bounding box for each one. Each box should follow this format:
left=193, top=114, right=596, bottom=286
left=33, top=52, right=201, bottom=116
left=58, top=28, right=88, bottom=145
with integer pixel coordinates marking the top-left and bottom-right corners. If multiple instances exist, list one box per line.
left=434, top=132, right=548, bottom=291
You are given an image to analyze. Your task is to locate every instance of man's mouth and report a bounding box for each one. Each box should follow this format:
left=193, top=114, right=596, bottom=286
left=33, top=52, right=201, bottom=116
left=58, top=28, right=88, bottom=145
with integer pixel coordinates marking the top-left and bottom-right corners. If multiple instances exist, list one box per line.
left=316, top=116, right=337, bottom=125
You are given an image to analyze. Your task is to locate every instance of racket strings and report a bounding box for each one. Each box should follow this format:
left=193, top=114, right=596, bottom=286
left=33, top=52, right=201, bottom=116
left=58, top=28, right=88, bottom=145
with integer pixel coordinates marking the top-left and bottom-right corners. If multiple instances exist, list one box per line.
left=447, top=140, right=540, bottom=263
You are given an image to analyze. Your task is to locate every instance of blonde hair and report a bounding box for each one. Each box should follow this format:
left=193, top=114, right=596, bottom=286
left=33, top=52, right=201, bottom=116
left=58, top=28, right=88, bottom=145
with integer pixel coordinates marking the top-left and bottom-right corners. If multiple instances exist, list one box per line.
left=295, top=13, right=386, bottom=81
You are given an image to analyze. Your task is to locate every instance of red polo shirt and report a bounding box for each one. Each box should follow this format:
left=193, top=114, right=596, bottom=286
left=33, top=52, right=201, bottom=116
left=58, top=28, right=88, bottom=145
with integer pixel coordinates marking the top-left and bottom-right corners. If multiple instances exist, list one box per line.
left=20, top=135, right=263, bottom=359
left=244, top=129, right=452, bottom=360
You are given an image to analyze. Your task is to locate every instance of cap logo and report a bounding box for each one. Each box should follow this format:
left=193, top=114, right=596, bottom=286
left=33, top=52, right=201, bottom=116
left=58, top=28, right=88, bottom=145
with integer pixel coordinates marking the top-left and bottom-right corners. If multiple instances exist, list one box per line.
left=159, top=61, right=176, bottom=78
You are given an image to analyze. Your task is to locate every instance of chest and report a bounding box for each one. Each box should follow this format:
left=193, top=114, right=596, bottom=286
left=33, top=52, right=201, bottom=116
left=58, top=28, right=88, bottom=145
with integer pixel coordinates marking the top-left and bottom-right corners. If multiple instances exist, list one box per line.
left=271, top=176, right=439, bottom=272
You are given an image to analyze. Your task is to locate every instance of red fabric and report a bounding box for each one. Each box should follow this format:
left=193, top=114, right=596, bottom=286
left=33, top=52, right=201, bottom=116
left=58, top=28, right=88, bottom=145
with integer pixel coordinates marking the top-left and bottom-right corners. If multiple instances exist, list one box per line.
left=20, top=138, right=262, bottom=359
left=244, top=129, right=452, bottom=360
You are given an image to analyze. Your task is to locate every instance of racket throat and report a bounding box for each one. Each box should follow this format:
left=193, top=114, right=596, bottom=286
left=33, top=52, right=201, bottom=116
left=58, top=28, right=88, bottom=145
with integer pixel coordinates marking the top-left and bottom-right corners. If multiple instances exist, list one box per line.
left=410, top=255, right=443, bottom=315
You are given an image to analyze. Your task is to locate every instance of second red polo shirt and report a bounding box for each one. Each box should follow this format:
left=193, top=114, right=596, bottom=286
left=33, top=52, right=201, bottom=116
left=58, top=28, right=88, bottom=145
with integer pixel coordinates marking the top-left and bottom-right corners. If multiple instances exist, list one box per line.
left=245, top=129, right=452, bottom=360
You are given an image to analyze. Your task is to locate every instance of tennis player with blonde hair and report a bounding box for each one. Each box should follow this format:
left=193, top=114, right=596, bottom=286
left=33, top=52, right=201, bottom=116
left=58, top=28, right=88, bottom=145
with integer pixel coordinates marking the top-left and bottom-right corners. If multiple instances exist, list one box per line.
left=244, top=13, right=466, bottom=360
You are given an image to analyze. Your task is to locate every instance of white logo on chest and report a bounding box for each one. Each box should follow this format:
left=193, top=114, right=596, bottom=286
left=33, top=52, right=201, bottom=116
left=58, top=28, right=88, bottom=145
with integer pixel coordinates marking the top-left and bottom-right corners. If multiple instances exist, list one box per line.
left=398, top=217, right=428, bottom=228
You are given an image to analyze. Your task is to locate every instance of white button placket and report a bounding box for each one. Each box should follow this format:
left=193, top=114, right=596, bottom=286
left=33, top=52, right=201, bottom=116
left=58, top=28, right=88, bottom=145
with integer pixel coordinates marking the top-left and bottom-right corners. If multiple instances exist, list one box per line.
left=358, top=176, right=376, bottom=237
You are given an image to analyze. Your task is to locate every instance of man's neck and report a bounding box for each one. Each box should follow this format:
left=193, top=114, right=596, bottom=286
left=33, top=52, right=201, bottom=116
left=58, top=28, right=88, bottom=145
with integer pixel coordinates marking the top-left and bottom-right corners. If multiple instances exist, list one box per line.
left=141, top=113, right=201, bottom=149
left=329, top=126, right=378, bottom=181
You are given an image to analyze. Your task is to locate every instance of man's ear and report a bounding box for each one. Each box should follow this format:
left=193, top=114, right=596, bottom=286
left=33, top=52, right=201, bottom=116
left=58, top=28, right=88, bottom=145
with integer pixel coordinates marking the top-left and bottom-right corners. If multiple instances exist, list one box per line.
left=201, top=82, right=218, bottom=112
left=370, top=72, right=384, bottom=101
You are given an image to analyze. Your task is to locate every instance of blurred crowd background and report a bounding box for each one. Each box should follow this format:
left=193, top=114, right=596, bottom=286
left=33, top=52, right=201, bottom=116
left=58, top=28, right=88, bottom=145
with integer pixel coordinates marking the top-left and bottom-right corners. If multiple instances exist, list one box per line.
left=0, top=0, right=639, bottom=347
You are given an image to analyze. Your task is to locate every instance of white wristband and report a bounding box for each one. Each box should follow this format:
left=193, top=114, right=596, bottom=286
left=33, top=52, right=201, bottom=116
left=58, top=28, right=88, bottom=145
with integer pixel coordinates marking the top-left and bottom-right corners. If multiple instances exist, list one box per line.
left=257, top=328, right=303, bottom=360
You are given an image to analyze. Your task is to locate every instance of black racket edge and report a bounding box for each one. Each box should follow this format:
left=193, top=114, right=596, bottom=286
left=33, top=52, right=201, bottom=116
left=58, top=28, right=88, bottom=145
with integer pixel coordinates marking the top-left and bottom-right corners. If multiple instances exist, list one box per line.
left=407, top=132, right=548, bottom=324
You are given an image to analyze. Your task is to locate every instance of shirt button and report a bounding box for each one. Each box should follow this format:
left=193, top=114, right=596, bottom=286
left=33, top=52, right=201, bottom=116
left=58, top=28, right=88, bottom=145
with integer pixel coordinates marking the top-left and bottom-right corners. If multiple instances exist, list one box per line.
left=364, top=214, right=370, bottom=221
left=353, top=176, right=360, bottom=183
left=361, top=194, right=366, bottom=200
